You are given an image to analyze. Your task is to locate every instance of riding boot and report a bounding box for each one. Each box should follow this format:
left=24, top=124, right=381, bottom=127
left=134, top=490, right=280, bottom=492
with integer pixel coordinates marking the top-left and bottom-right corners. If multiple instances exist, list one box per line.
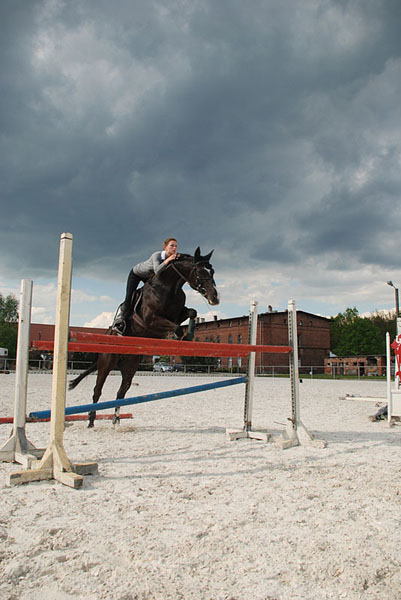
left=113, top=271, right=141, bottom=333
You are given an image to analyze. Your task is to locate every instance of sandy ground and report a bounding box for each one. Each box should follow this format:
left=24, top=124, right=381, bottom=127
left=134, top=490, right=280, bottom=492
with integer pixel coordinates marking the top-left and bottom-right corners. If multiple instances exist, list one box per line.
left=0, top=372, right=400, bottom=600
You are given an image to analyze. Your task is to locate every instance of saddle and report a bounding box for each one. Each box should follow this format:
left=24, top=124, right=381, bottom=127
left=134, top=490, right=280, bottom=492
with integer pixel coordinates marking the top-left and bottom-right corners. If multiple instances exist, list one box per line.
left=111, top=289, right=143, bottom=334
left=111, top=284, right=196, bottom=339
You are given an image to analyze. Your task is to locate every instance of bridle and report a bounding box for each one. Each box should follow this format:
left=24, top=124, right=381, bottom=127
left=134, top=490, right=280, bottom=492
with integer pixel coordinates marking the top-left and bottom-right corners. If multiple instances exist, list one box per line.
left=170, top=261, right=215, bottom=297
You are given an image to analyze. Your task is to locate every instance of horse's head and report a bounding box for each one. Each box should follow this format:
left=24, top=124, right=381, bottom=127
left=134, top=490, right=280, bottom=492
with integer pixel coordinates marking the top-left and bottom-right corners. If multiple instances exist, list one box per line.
left=187, top=247, right=220, bottom=306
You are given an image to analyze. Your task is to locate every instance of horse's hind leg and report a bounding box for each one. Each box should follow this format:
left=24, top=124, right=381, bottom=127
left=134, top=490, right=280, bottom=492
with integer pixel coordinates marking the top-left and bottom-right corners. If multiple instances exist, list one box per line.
left=89, top=354, right=116, bottom=428
left=113, top=356, right=141, bottom=425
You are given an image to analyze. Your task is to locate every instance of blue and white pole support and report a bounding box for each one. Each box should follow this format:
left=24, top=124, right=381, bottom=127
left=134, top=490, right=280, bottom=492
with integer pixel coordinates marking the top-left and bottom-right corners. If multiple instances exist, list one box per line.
left=278, top=300, right=327, bottom=449
left=226, top=300, right=270, bottom=442
left=244, top=299, right=258, bottom=430
left=0, top=279, right=45, bottom=465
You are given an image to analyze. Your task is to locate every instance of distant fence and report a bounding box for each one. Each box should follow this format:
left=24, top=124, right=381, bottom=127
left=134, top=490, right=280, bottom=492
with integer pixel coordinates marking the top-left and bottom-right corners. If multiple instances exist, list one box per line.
left=0, top=359, right=394, bottom=379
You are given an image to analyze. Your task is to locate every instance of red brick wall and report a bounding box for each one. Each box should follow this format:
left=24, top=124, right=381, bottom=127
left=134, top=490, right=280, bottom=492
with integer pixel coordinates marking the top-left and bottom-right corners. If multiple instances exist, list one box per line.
left=324, top=355, right=386, bottom=376
left=30, top=323, right=107, bottom=345
left=187, top=310, right=330, bottom=371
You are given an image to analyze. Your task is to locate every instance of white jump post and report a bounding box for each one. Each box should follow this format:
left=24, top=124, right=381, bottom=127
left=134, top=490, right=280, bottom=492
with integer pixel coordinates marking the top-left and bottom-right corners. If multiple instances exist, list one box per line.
left=387, top=331, right=401, bottom=426
left=8, top=233, right=98, bottom=488
left=226, top=300, right=270, bottom=442
left=277, top=300, right=326, bottom=449
left=0, top=279, right=46, bottom=466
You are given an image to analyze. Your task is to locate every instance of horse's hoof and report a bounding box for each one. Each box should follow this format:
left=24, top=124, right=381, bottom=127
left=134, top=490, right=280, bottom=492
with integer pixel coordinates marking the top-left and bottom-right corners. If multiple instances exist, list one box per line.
left=87, top=422, right=95, bottom=428
left=112, top=416, right=120, bottom=425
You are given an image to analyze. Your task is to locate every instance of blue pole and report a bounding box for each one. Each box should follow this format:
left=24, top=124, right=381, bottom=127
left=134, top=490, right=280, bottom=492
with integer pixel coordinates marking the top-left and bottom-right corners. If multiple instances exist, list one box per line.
left=29, top=376, right=248, bottom=420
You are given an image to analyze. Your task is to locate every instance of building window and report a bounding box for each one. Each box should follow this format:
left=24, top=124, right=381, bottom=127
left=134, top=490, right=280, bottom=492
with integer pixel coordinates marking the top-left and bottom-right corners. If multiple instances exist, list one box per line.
left=228, top=334, right=232, bottom=344
left=216, top=336, right=220, bottom=343
left=238, top=334, right=242, bottom=344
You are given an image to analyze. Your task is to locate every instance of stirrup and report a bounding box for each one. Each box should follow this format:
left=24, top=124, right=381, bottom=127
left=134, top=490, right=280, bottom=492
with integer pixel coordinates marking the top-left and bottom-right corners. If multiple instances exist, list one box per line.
left=112, top=318, right=126, bottom=335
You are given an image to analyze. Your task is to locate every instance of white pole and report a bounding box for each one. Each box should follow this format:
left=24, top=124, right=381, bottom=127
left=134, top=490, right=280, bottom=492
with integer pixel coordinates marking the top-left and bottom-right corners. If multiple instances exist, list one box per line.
left=0, top=279, right=45, bottom=464
left=288, top=299, right=300, bottom=426
left=243, top=300, right=258, bottom=430
left=226, top=300, right=269, bottom=442
left=277, top=300, right=326, bottom=449
left=14, top=279, right=33, bottom=430
left=386, top=332, right=392, bottom=424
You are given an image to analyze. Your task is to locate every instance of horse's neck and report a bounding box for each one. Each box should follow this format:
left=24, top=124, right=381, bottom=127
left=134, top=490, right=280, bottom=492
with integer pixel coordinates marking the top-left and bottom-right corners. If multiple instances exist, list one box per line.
left=156, top=263, right=190, bottom=294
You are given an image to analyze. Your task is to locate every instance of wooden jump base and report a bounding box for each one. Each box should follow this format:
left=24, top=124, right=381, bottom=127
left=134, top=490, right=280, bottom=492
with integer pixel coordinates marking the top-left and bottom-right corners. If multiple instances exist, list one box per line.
left=7, top=233, right=326, bottom=489
left=8, top=234, right=98, bottom=487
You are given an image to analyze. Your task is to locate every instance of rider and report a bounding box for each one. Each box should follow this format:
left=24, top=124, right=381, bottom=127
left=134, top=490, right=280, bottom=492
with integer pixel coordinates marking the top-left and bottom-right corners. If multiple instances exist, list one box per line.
left=114, top=237, right=179, bottom=332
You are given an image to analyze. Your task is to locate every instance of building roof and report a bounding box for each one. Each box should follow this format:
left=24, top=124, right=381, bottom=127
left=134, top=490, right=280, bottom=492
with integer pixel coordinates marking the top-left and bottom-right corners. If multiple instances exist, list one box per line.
left=198, top=308, right=331, bottom=326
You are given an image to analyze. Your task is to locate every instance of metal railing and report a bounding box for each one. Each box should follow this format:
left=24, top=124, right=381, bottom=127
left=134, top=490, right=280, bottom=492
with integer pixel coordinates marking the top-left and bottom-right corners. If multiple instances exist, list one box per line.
left=0, top=359, right=393, bottom=379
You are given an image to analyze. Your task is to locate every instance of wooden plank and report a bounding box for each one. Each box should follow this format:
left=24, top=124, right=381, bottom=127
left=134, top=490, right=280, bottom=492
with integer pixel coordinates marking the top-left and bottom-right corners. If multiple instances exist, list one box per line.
left=33, top=335, right=292, bottom=357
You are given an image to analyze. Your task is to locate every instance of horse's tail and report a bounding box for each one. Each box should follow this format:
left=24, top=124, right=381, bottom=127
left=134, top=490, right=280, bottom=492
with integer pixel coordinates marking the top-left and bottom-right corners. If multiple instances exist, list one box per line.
left=68, top=359, right=98, bottom=390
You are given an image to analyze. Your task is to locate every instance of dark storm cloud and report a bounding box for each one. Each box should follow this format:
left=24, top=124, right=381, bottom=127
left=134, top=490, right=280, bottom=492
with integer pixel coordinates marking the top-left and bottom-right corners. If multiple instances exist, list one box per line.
left=1, top=0, right=401, bottom=282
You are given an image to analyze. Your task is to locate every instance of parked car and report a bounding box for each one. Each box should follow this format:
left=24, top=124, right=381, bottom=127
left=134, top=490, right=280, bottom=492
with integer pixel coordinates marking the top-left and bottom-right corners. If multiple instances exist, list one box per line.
left=174, top=363, right=185, bottom=372
left=153, top=362, right=173, bottom=373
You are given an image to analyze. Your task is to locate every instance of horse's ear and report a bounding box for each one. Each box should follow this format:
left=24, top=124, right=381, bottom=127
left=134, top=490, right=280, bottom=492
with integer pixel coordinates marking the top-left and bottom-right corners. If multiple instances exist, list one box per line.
left=194, top=247, right=201, bottom=262
left=203, top=249, right=214, bottom=263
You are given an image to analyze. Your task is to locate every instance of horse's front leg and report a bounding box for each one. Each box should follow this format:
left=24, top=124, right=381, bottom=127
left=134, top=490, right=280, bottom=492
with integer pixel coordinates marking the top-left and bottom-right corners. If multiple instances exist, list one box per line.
left=174, top=307, right=197, bottom=340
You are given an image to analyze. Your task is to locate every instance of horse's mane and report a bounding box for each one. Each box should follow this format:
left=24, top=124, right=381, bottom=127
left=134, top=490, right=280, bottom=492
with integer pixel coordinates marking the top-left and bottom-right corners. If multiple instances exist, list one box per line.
left=175, top=253, right=192, bottom=262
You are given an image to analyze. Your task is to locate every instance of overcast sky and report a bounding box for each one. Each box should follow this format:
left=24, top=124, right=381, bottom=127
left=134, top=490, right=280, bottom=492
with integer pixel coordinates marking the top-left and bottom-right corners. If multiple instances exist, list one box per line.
left=1, top=0, right=401, bottom=327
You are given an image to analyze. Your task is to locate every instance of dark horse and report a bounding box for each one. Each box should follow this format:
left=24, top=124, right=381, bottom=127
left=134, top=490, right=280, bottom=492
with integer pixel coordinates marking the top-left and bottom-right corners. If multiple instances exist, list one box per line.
left=68, top=248, right=219, bottom=427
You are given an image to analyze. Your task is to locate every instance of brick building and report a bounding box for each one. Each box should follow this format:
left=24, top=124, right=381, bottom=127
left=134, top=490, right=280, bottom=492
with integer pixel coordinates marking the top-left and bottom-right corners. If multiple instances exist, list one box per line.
left=324, top=355, right=386, bottom=377
left=29, top=323, right=107, bottom=347
left=185, top=307, right=331, bottom=373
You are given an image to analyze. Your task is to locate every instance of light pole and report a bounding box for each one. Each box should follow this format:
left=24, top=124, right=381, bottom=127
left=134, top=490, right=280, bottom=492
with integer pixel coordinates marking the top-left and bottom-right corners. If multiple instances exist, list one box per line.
left=386, top=280, right=400, bottom=335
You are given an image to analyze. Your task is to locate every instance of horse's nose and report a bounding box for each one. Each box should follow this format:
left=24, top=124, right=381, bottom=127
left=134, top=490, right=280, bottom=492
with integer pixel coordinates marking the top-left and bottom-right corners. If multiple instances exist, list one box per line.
left=210, top=292, right=220, bottom=306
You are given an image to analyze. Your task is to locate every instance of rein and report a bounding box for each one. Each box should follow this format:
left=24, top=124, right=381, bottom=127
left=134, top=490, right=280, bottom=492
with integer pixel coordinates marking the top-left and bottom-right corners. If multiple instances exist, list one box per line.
left=170, top=262, right=211, bottom=297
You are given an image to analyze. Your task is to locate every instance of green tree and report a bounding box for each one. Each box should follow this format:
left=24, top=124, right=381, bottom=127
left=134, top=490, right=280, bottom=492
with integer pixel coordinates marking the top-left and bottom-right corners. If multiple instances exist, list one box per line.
left=0, top=292, right=18, bottom=322
left=330, top=307, right=359, bottom=352
left=0, top=323, right=18, bottom=357
left=368, top=310, right=396, bottom=341
left=0, top=292, right=19, bottom=358
left=330, top=307, right=384, bottom=356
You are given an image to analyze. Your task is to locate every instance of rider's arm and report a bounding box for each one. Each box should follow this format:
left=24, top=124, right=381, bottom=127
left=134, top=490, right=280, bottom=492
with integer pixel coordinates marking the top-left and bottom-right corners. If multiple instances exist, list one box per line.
left=153, top=252, right=171, bottom=274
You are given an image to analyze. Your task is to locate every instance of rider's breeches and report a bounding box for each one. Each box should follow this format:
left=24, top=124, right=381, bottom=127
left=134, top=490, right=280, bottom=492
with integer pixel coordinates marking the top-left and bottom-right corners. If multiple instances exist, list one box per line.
left=122, top=271, right=143, bottom=311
